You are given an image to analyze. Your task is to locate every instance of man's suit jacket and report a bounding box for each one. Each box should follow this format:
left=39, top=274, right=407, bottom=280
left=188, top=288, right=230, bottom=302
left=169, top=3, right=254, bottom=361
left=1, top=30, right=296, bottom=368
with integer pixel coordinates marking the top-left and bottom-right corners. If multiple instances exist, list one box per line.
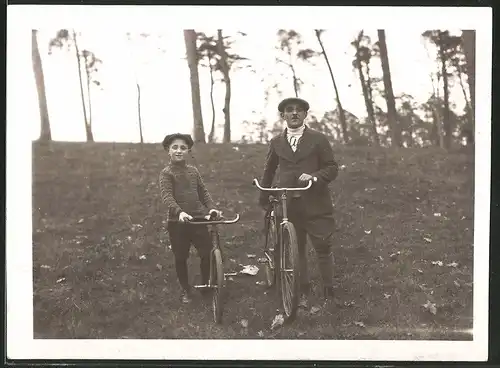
left=259, top=126, right=339, bottom=218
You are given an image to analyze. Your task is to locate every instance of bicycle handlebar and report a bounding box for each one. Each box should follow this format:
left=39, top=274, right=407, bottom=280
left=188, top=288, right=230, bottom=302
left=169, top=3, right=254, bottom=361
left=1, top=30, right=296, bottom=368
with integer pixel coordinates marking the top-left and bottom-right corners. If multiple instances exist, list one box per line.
left=252, top=178, right=313, bottom=192
left=186, top=213, right=240, bottom=225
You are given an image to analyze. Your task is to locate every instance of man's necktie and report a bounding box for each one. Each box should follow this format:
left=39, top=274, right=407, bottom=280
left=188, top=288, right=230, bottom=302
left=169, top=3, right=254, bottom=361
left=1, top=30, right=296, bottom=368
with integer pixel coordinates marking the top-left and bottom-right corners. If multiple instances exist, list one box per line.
left=289, top=136, right=298, bottom=152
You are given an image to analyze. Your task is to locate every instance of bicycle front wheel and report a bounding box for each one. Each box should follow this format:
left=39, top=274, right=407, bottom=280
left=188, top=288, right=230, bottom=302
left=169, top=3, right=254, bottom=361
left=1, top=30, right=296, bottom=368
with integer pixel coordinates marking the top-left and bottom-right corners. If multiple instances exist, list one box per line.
left=280, top=221, right=300, bottom=322
left=211, top=248, right=225, bottom=324
left=264, top=212, right=277, bottom=288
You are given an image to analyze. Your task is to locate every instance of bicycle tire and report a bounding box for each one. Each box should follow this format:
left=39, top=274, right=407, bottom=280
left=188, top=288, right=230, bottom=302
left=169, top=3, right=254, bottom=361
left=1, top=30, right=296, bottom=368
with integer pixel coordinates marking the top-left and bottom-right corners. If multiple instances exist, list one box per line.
left=264, top=212, right=277, bottom=288
left=212, top=248, right=224, bottom=324
left=280, top=221, right=300, bottom=322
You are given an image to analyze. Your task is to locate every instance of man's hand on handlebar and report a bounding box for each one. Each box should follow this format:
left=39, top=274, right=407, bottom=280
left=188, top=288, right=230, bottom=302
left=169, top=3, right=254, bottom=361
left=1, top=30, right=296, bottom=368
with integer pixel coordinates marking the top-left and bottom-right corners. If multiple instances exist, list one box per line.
left=206, top=209, right=223, bottom=220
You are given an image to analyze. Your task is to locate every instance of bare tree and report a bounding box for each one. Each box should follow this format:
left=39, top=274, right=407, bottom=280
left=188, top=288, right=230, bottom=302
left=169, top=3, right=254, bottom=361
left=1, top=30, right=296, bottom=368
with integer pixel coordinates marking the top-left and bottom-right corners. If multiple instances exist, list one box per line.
left=351, top=31, right=379, bottom=146
left=422, top=30, right=462, bottom=149
left=217, top=30, right=232, bottom=144
left=377, top=30, right=401, bottom=147
left=184, top=29, right=206, bottom=143
left=276, top=29, right=305, bottom=97
left=32, top=29, right=51, bottom=141
left=49, top=29, right=94, bottom=142
left=314, top=29, right=348, bottom=144
left=196, top=33, right=218, bottom=143
left=81, top=50, right=102, bottom=142
left=461, top=30, right=475, bottom=143
left=197, top=30, right=250, bottom=144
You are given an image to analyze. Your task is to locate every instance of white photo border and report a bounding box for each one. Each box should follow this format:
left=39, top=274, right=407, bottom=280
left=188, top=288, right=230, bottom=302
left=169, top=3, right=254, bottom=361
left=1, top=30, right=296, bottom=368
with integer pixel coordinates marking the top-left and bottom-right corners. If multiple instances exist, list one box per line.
left=6, top=5, right=492, bottom=361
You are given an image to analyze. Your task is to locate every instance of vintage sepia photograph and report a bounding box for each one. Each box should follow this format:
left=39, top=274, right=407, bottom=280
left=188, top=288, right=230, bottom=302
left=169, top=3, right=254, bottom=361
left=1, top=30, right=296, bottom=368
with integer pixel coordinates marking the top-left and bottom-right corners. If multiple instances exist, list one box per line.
left=6, top=5, right=491, bottom=362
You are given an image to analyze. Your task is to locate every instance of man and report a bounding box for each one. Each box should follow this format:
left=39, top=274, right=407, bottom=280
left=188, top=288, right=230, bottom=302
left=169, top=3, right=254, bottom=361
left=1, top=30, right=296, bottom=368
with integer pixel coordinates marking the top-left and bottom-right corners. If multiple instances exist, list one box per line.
left=258, top=97, right=339, bottom=304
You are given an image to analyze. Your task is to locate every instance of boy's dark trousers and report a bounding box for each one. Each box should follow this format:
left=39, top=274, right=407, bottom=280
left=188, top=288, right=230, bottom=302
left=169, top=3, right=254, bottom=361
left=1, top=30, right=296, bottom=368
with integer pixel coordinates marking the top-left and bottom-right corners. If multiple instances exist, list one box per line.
left=167, top=221, right=212, bottom=292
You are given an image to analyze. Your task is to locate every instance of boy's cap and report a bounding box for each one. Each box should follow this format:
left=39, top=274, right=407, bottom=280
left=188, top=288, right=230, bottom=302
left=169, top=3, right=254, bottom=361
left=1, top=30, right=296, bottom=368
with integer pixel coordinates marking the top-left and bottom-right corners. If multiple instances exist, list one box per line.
left=162, top=133, right=194, bottom=150
left=278, top=97, right=310, bottom=112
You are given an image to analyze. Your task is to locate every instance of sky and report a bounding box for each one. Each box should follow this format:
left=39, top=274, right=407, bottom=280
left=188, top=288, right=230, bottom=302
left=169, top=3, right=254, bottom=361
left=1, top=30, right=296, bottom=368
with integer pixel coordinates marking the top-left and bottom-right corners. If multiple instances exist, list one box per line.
left=27, top=26, right=468, bottom=143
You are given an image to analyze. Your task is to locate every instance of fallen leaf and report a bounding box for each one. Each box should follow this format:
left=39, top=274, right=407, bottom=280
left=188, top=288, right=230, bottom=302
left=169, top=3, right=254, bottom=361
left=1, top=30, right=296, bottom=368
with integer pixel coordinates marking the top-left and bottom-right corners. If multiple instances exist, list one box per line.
left=246, top=254, right=256, bottom=259
left=139, top=255, right=146, bottom=260
left=240, top=319, right=248, bottom=328
left=390, top=251, right=401, bottom=260
left=383, top=293, right=391, bottom=299
left=156, top=264, right=162, bottom=271
left=431, top=261, right=443, bottom=266
left=256, top=281, right=266, bottom=286
left=417, top=269, right=423, bottom=274
left=454, top=280, right=461, bottom=288
left=344, top=301, right=355, bottom=307
left=56, top=277, right=65, bottom=283
left=364, top=230, right=372, bottom=235
left=131, top=224, right=143, bottom=232
left=354, top=321, right=366, bottom=328
left=41, top=265, right=51, bottom=269
left=271, top=314, right=284, bottom=330
left=446, top=262, right=459, bottom=268
left=239, top=265, right=259, bottom=276
left=423, top=237, right=432, bottom=243
left=423, top=300, right=437, bottom=315
left=310, top=306, right=321, bottom=314
left=257, top=330, right=264, bottom=337
left=377, top=256, right=384, bottom=261
left=78, top=218, right=84, bottom=224
left=434, top=213, right=442, bottom=217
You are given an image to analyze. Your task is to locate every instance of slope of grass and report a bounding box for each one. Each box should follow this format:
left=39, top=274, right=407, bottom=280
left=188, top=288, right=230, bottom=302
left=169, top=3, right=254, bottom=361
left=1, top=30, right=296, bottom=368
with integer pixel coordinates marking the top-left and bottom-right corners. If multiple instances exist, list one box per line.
left=32, top=141, right=474, bottom=340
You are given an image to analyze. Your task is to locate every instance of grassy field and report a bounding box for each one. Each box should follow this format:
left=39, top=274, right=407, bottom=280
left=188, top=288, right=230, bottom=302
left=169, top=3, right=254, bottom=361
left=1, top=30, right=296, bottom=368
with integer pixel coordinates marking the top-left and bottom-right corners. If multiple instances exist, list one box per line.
left=32, top=141, right=474, bottom=340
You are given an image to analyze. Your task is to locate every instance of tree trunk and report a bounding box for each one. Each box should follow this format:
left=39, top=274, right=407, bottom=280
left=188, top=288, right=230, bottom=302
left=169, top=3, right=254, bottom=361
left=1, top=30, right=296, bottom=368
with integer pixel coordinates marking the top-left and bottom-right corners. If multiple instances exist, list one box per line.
left=291, top=64, right=299, bottom=97
left=356, top=61, right=379, bottom=146
left=217, top=29, right=231, bottom=143
left=183, top=29, right=205, bottom=143
left=137, top=82, right=144, bottom=144
left=32, top=30, right=51, bottom=141
left=73, top=30, right=93, bottom=142
left=84, top=59, right=93, bottom=140
left=315, top=30, right=348, bottom=144
left=461, top=31, right=475, bottom=123
left=377, top=29, right=401, bottom=147
left=438, top=43, right=452, bottom=150
left=429, top=69, right=444, bottom=148
left=208, top=60, right=216, bottom=143
left=456, top=63, right=473, bottom=129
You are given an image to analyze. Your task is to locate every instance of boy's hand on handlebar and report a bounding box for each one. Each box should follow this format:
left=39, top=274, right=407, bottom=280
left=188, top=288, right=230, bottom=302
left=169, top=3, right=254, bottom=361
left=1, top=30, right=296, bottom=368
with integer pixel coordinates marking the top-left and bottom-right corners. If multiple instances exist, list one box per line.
left=179, top=212, right=193, bottom=222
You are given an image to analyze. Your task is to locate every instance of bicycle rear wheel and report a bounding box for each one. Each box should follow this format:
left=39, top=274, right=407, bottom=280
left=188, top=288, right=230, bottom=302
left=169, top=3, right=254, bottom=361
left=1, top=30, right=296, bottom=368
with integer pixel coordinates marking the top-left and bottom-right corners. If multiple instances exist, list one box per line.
left=280, top=221, right=300, bottom=322
left=264, top=211, right=277, bottom=287
left=211, top=248, right=224, bottom=324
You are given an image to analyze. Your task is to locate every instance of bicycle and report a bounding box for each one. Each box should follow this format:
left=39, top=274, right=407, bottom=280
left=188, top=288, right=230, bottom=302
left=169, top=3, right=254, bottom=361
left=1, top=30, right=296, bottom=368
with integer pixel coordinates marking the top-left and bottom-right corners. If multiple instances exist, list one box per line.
left=252, top=178, right=313, bottom=322
left=186, top=212, right=240, bottom=324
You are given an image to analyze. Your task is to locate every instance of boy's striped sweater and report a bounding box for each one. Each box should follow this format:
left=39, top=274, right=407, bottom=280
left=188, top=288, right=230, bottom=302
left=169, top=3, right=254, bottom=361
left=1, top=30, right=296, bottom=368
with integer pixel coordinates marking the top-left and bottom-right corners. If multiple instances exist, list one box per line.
left=159, top=161, right=215, bottom=223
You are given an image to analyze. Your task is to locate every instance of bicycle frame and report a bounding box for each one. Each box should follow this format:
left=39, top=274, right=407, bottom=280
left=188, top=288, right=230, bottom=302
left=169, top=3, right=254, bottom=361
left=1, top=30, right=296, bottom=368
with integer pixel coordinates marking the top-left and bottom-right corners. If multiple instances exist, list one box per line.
left=253, top=178, right=312, bottom=276
left=186, top=214, right=240, bottom=287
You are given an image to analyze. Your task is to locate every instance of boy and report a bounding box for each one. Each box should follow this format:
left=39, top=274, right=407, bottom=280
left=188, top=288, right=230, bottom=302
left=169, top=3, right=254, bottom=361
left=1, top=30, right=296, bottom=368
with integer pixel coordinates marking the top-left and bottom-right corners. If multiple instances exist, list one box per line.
left=159, top=133, right=221, bottom=304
